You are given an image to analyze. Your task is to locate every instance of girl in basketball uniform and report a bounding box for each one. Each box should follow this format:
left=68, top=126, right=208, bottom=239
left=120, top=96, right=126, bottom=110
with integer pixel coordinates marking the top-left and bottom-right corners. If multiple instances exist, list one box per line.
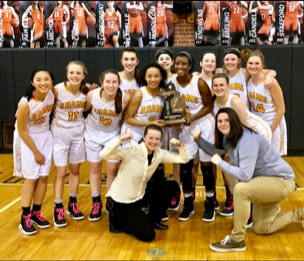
left=0, top=1, right=19, bottom=48
left=245, top=49, right=288, bottom=156
left=22, top=1, right=45, bottom=48
left=84, top=69, right=131, bottom=221
left=14, top=68, right=55, bottom=235
left=51, top=61, right=89, bottom=227
left=171, top=51, right=215, bottom=222
left=46, top=1, right=70, bottom=48
left=119, top=47, right=141, bottom=95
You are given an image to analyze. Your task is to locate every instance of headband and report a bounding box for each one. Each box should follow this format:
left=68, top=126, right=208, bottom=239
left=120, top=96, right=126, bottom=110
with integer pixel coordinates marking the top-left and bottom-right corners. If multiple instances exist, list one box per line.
left=156, top=49, right=174, bottom=60
left=176, top=51, right=193, bottom=64
left=223, top=49, right=241, bottom=58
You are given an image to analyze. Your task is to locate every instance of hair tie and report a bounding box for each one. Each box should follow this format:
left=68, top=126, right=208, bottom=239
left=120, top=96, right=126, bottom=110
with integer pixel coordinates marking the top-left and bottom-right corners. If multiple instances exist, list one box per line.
left=156, top=49, right=174, bottom=60
left=176, top=51, right=193, bottom=64
left=223, top=49, right=241, bottom=58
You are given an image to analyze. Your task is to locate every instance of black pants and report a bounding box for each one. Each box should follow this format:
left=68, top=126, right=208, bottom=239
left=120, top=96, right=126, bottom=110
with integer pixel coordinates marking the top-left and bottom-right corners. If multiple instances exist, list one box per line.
left=109, top=199, right=156, bottom=242
left=143, top=164, right=180, bottom=223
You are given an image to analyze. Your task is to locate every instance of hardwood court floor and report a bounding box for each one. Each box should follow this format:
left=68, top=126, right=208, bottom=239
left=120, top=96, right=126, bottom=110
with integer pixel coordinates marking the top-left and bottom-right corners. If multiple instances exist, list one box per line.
left=0, top=154, right=304, bottom=260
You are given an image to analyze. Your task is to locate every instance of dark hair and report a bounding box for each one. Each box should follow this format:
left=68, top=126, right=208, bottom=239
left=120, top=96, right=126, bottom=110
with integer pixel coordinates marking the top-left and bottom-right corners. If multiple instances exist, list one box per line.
left=143, top=124, right=163, bottom=140
left=174, top=51, right=195, bottom=73
left=99, top=69, right=123, bottom=114
left=212, top=73, right=229, bottom=86
left=139, top=63, right=167, bottom=89
left=155, top=47, right=174, bottom=61
left=66, top=61, right=89, bottom=95
left=121, top=47, right=141, bottom=86
left=24, top=68, right=54, bottom=102
left=200, top=51, right=217, bottom=62
left=214, top=107, right=244, bottom=149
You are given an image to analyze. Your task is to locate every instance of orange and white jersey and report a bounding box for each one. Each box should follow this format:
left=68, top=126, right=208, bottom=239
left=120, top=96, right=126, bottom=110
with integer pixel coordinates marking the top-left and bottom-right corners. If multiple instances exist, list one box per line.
left=104, top=10, right=119, bottom=34
left=285, top=1, right=301, bottom=18
left=156, top=4, right=166, bottom=24
left=1, top=7, right=13, bottom=23
left=205, top=1, right=219, bottom=19
left=52, top=82, right=86, bottom=129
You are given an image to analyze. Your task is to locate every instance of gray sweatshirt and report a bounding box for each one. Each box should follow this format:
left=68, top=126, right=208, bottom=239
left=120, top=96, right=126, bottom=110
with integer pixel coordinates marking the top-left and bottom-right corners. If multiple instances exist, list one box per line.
left=196, top=129, right=295, bottom=182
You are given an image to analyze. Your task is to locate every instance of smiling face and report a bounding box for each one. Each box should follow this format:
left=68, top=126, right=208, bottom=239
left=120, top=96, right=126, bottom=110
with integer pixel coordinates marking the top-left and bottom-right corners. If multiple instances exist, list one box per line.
left=157, top=53, right=174, bottom=73
left=217, top=112, right=230, bottom=136
left=223, top=53, right=240, bottom=73
left=66, top=63, right=86, bottom=87
left=212, top=76, right=229, bottom=98
left=200, top=53, right=216, bottom=73
left=121, top=51, right=139, bottom=73
left=31, top=71, right=53, bottom=95
left=246, top=56, right=264, bottom=77
left=145, top=67, right=162, bottom=90
left=102, top=72, right=120, bottom=96
left=174, top=56, right=191, bottom=77
left=143, top=129, right=162, bottom=153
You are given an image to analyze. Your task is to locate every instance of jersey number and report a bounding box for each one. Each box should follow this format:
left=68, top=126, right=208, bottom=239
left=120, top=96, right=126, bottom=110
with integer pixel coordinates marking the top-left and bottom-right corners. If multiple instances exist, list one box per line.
left=250, top=102, right=265, bottom=113
left=68, top=111, right=79, bottom=121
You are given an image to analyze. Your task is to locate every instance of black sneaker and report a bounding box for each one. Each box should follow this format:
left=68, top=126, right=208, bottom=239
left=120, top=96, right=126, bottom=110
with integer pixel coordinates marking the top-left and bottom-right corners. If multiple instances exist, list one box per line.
left=246, top=216, right=253, bottom=229
left=210, top=235, right=246, bottom=252
left=178, top=196, right=195, bottom=221
left=89, top=202, right=102, bottom=221
left=202, top=200, right=215, bottom=222
left=220, top=194, right=234, bottom=217
left=31, top=210, right=50, bottom=228
left=67, top=202, right=84, bottom=220
left=19, top=213, right=37, bottom=235
left=161, top=214, right=170, bottom=222
left=53, top=207, right=67, bottom=227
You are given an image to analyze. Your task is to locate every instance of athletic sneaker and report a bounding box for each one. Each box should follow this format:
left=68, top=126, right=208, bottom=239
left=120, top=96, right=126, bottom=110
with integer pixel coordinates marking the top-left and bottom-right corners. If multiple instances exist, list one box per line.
left=161, top=214, right=170, bottom=222
left=31, top=210, right=50, bottom=228
left=19, top=213, right=37, bottom=235
left=89, top=202, right=102, bottom=221
left=220, top=194, right=234, bottom=216
left=178, top=196, right=195, bottom=221
left=54, top=207, right=67, bottom=227
left=168, top=191, right=181, bottom=212
left=210, top=235, right=246, bottom=252
left=202, top=200, right=215, bottom=222
left=246, top=216, right=253, bottom=229
left=67, top=202, right=84, bottom=220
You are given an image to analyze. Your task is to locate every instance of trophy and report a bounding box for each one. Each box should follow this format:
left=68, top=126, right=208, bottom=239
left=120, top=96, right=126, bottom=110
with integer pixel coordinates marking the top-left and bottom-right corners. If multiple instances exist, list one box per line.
left=159, top=82, right=186, bottom=125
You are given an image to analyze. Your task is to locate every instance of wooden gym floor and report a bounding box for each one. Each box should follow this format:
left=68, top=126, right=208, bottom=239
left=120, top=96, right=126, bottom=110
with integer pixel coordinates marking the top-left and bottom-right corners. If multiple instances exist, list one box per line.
left=0, top=154, right=304, bottom=260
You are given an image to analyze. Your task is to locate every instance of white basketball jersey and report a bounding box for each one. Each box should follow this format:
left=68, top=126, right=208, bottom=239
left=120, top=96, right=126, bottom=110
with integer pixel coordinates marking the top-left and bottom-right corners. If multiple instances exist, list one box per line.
left=85, top=88, right=124, bottom=132
left=119, top=71, right=139, bottom=94
left=52, top=82, right=86, bottom=129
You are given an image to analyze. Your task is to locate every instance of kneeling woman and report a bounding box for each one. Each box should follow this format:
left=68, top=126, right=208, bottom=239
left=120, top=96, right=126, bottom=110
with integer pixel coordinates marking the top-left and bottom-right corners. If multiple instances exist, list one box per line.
left=99, top=124, right=190, bottom=242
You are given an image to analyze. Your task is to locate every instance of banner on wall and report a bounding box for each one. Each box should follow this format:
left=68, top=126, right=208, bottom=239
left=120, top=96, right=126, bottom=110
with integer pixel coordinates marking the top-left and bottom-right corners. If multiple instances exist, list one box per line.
left=0, top=1, right=20, bottom=48
left=220, top=1, right=249, bottom=46
left=248, top=1, right=276, bottom=45
left=275, top=1, right=303, bottom=45
left=194, top=1, right=221, bottom=46
left=44, top=1, right=72, bottom=48
left=121, top=1, right=148, bottom=47
left=96, top=1, right=122, bottom=48
left=69, top=1, right=96, bottom=48
left=147, top=1, right=174, bottom=47
left=20, top=1, right=46, bottom=48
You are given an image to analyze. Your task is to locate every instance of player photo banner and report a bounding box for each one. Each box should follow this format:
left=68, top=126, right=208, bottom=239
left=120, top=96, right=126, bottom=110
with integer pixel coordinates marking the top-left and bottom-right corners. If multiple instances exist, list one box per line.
left=45, top=1, right=56, bottom=48
left=147, top=1, right=173, bottom=47
left=194, top=1, right=204, bottom=46
left=220, top=1, right=230, bottom=45
left=275, top=1, right=286, bottom=44
left=19, top=1, right=32, bottom=48
left=96, top=1, right=122, bottom=48
left=248, top=2, right=258, bottom=45
left=122, top=1, right=148, bottom=47
left=0, top=1, right=20, bottom=48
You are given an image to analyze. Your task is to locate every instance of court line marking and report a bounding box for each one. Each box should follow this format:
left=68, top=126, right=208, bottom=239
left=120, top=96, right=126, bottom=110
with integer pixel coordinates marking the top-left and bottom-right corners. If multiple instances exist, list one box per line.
left=0, top=196, right=21, bottom=214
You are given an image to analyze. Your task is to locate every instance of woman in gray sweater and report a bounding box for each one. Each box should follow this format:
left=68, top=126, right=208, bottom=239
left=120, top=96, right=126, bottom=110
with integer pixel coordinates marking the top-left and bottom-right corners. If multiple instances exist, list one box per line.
left=193, top=107, right=303, bottom=252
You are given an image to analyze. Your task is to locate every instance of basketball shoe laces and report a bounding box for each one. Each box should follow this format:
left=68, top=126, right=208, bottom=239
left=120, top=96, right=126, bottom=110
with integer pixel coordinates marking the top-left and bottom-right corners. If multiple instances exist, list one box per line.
left=24, top=213, right=32, bottom=228
left=33, top=210, right=45, bottom=221
left=56, top=208, right=65, bottom=220
left=92, top=202, right=101, bottom=214
left=70, top=203, right=80, bottom=214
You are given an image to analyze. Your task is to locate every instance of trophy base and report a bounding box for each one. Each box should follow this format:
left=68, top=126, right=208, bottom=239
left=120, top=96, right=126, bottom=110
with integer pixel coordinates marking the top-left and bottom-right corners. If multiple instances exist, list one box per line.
left=164, top=118, right=186, bottom=125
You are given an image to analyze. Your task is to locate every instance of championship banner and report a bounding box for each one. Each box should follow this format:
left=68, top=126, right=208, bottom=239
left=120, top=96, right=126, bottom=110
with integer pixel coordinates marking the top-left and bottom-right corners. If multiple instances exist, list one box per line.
left=70, top=1, right=96, bottom=48
left=0, top=1, right=20, bottom=48
left=121, top=1, right=148, bottom=47
left=248, top=1, right=275, bottom=45
left=96, top=1, right=122, bottom=48
left=147, top=1, right=173, bottom=47
left=194, top=1, right=221, bottom=46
